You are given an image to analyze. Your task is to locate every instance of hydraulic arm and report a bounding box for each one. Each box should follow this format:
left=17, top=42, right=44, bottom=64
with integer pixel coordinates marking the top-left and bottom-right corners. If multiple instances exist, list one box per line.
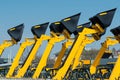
left=53, top=39, right=73, bottom=69
left=83, top=26, right=120, bottom=80
left=53, top=8, right=116, bottom=80
left=46, top=22, right=92, bottom=77
left=71, top=22, right=93, bottom=70
left=109, top=55, right=120, bottom=80
left=32, top=13, right=80, bottom=79
left=14, top=22, right=50, bottom=78
left=90, top=25, right=119, bottom=74
left=32, top=33, right=65, bottom=78
left=72, top=36, right=95, bottom=70
left=90, top=36, right=119, bottom=75
left=6, top=38, right=35, bottom=78
left=109, top=26, right=120, bottom=80
left=0, top=24, right=24, bottom=56
left=53, top=27, right=103, bottom=80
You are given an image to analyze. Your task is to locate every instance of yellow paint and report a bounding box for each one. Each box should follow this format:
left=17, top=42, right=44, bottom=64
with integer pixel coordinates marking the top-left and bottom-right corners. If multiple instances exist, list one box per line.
left=99, top=12, right=107, bottom=16
left=63, top=18, right=71, bottom=21
left=6, top=38, right=35, bottom=78
left=9, top=28, right=15, bottom=31
left=34, top=26, right=40, bottom=28
left=55, top=22, right=60, bottom=25
left=77, top=26, right=82, bottom=29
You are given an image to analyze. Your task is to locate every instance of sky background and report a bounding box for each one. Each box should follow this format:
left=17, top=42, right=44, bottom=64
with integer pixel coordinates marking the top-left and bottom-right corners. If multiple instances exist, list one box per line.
left=0, top=0, right=120, bottom=58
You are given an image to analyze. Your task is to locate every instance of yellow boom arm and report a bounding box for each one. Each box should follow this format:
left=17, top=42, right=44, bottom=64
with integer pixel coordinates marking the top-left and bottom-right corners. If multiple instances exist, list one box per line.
left=54, top=8, right=117, bottom=79
left=53, top=26, right=104, bottom=80
left=14, top=22, right=50, bottom=78
left=0, top=40, right=15, bottom=55
left=0, top=24, right=24, bottom=56
left=53, top=40, right=73, bottom=69
left=72, top=36, right=95, bottom=70
left=15, top=35, right=50, bottom=78
left=6, top=38, right=35, bottom=78
left=109, top=55, right=120, bottom=80
left=90, top=37, right=119, bottom=75
left=109, top=26, right=120, bottom=80
left=32, top=35, right=65, bottom=79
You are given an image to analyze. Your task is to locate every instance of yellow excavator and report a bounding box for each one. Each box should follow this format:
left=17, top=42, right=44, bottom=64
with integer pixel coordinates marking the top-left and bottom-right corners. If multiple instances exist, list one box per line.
left=109, top=26, right=120, bottom=80
left=53, top=40, right=73, bottom=69
left=43, top=22, right=94, bottom=79
left=6, top=22, right=49, bottom=78
left=69, top=26, right=119, bottom=80
left=52, top=8, right=116, bottom=80
left=14, top=13, right=81, bottom=78
left=90, top=36, right=119, bottom=75
left=32, top=13, right=80, bottom=79
left=54, top=22, right=91, bottom=70
left=0, top=24, right=24, bottom=56
left=109, top=56, right=120, bottom=80
left=6, top=23, right=49, bottom=78
left=84, top=27, right=120, bottom=80
left=91, top=26, right=120, bottom=80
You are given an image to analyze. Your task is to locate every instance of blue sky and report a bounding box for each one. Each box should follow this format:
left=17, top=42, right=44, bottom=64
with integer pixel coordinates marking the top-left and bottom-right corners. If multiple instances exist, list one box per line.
left=0, top=0, right=120, bottom=58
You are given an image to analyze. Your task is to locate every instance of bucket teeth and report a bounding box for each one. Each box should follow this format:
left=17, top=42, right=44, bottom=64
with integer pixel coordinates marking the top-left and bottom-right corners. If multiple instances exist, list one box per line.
left=7, top=24, right=24, bottom=42
left=61, top=13, right=81, bottom=34
left=31, top=22, right=49, bottom=38
left=90, top=8, right=116, bottom=29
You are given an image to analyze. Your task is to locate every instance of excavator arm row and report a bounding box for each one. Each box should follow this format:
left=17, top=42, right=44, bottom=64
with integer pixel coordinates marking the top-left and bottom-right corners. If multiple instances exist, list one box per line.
left=109, top=26, right=120, bottom=80
left=6, top=38, right=35, bottom=78
left=0, top=24, right=24, bottom=56
left=53, top=8, right=116, bottom=80
left=0, top=8, right=117, bottom=80
left=90, top=37, right=119, bottom=75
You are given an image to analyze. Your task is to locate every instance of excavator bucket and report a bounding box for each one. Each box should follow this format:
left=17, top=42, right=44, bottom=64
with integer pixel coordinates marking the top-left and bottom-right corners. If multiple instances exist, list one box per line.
left=90, top=8, right=116, bottom=29
left=7, top=24, right=24, bottom=42
left=102, top=52, right=112, bottom=58
left=49, top=21, right=64, bottom=34
left=110, top=26, right=120, bottom=36
left=73, top=22, right=91, bottom=35
left=61, top=13, right=80, bottom=34
left=110, top=26, right=120, bottom=42
left=31, top=22, right=49, bottom=38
